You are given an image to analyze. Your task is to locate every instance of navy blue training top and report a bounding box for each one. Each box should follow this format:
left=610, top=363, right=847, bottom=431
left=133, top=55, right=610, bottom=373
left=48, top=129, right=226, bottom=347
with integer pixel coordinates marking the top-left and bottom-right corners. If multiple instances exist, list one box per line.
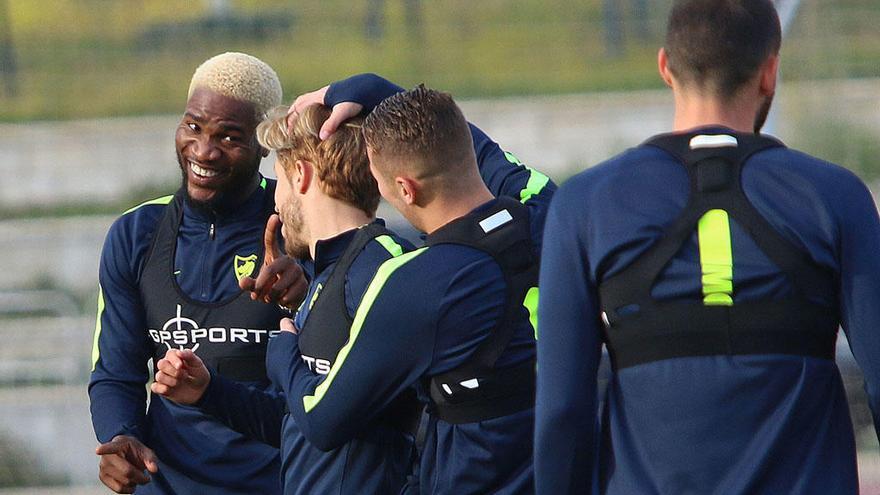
left=535, top=128, right=880, bottom=494
left=254, top=74, right=555, bottom=495
left=198, top=223, right=416, bottom=495
left=88, top=178, right=283, bottom=494
left=267, top=201, right=542, bottom=495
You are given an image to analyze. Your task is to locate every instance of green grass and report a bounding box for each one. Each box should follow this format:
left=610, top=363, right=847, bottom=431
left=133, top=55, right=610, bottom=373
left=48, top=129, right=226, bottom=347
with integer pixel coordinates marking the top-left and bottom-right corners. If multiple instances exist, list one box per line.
left=0, top=0, right=877, bottom=121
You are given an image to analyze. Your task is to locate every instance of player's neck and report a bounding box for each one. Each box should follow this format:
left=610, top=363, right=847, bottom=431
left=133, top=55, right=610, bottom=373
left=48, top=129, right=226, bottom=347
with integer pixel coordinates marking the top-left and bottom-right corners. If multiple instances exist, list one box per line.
left=308, top=198, right=373, bottom=258
left=672, top=90, right=759, bottom=134
left=422, top=181, right=495, bottom=235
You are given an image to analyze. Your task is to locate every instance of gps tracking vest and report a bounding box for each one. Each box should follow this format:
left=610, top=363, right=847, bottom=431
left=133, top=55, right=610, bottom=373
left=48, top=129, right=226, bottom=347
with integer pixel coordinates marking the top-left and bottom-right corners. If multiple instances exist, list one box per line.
left=298, top=222, right=393, bottom=365
left=426, top=197, right=539, bottom=424
left=298, top=222, right=422, bottom=432
left=598, top=132, right=840, bottom=371
left=140, top=185, right=284, bottom=382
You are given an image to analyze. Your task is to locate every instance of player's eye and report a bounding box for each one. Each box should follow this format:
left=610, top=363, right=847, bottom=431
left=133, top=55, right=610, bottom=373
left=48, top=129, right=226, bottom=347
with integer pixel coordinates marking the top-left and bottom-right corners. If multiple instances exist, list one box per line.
left=187, top=123, right=200, bottom=132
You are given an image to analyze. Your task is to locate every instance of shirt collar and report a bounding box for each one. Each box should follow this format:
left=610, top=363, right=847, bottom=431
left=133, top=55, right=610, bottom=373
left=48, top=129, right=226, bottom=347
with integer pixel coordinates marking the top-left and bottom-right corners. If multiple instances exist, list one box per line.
left=183, top=175, right=268, bottom=224
left=313, top=219, right=386, bottom=276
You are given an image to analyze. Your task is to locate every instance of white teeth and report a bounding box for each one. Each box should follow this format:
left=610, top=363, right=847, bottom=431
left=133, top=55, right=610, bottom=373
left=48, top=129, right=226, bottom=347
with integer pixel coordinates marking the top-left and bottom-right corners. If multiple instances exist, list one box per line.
left=190, top=162, right=219, bottom=178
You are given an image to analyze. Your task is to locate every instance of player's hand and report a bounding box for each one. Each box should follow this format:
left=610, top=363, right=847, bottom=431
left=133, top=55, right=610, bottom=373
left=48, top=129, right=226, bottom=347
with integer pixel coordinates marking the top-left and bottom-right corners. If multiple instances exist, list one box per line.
left=95, top=435, right=159, bottom=493
left=239, top=214, right=308, bottom=309
left=279, top=317, right=299, bottom=335
left=150, top=349, right=210, bottom=405
left=287, top=85, right=363, bottom=139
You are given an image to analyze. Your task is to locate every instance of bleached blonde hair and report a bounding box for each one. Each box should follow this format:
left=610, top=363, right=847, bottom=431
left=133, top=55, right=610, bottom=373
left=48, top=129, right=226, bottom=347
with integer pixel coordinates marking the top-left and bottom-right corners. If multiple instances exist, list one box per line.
left=187, top=52, right=282, bottom=119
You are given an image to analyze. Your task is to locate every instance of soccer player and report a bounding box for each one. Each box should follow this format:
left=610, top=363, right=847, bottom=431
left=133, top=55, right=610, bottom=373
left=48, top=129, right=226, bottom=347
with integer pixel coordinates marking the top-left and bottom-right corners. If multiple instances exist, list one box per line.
left=535, top=1, right=880, bottom=493
left=153, top=103, right=418, bottom=495
left=152, top=73, right=554, bottom=494
left=274, top=81, right=553, bottom=494
left=89, top=52, right=306, bottom=494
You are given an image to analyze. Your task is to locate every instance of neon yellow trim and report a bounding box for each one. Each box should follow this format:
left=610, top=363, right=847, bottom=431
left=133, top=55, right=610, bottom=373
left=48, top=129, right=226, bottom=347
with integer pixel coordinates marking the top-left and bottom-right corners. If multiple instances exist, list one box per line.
left=520, top=170, right=550, bottom=204
left=123, top=195, right=173, bottom=215
left=308, top=283, right=324, bottom=311
left=503, top=151, right=550, bottom=204
left=374, top=235, right=404, bottom=258
left=91, top=284, right=105, bottom=371
left=523, top=287, right=539, bottom=339
left=260, top=177, right=267, bottom=189
left=303, top=247, right=429, bottom=413
left=698, top=209, right=734, bottom=306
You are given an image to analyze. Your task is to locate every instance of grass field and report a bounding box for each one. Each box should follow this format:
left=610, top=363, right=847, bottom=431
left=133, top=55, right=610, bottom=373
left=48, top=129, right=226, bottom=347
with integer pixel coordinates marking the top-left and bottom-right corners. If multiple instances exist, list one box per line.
left=0, top=0, right=878, bottom=121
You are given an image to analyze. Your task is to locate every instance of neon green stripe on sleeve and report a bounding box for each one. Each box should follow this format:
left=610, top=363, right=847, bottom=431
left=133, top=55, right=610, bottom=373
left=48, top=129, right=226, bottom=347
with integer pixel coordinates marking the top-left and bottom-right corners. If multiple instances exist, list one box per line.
left=520, top=169, right=550, bottom=204
left=523, top=287, right=539, bottom=339
left=123, top=195, right=173, bottom=215
left=91, top=284, right=105, bottom=371
left=374, top=235, right=404, bottom=258
left=697, top=209, right=734, bottom=306
left=260, top=177, right=268, bottom=189
left=303, top=247, right=428, bottom=413
left=503, top=151, right=550, bottom=204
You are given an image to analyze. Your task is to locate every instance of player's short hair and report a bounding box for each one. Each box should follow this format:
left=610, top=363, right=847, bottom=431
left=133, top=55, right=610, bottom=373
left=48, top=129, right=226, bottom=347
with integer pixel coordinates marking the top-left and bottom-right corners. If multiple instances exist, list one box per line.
left=665, top=0, right=781, bottom=97
left=257, top=105, right=379, bottom=217
left=188, top=52, right=282, bottom=119
left=362, top=84, right=475, bottom=181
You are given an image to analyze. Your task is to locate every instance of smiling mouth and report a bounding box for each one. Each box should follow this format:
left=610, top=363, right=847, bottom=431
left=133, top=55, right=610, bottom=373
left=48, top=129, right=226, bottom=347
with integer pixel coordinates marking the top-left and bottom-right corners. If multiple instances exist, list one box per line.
left=190, top=161, right=222, bottom=179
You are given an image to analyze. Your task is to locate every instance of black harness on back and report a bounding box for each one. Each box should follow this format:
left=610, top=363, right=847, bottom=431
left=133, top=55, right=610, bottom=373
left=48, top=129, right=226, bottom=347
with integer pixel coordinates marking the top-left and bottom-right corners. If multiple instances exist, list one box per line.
left=425, top=197, right=539, bottom=424
left=598, top=132, right=839, bottom=371
left=140, top=183, right=285, bottom=383
left=298, top=222, right=423, bottom=434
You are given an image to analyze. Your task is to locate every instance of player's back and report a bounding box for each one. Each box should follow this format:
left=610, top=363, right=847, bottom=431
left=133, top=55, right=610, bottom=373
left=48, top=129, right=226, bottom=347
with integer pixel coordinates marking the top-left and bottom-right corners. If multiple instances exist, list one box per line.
left=565, top=128, right=871, bottom=494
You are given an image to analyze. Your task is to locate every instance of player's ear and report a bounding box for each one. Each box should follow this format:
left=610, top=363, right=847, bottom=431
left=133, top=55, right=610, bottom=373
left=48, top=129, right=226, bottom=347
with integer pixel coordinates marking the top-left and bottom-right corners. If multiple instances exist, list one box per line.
left=759, top=54, right=779, bottom=97
left=294, top=159, right=314, bottom=195
left=396, top=177, right=418, bottom=206
left=658, top=48, right=674, bottom=88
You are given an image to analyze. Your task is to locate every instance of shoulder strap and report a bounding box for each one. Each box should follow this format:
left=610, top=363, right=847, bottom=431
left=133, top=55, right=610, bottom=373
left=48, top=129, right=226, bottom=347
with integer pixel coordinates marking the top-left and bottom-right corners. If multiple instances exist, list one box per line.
left=598, top=131, right=839, bottom=370
left=301, top=222, right=395, bottom=329
left=141, top=188, right=186, bottom=272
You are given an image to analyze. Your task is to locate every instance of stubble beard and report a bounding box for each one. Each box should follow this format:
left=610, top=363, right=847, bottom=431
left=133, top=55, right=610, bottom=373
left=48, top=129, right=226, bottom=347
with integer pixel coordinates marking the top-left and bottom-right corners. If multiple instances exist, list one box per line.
left=280, top=196, right=311, bottom=260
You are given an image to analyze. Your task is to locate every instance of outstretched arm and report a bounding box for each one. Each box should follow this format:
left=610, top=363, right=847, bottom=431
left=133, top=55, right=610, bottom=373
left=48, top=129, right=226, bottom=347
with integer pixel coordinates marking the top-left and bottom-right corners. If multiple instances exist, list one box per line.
left=296, top=73, right=556, bottom=245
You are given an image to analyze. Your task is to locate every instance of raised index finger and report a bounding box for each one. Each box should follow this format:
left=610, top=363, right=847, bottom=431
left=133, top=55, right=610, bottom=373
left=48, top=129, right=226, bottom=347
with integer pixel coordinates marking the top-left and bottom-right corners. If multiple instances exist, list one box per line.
left=264, top=214, right=282, bottom=265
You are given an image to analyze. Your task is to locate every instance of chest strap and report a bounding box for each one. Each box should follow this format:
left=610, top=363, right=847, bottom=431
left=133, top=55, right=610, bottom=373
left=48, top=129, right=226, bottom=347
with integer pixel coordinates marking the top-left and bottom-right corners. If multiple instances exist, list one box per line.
left=599, top=132, right=839, bottom=371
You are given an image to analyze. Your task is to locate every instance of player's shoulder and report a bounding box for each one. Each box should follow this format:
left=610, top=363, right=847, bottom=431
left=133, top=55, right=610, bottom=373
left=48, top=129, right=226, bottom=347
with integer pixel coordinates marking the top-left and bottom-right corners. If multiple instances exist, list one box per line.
left=350, top=226, right=416, bottom=280
left=556, top=145, right=670, bottom=203
left=105, top=194, right=174, bottom=248
left=759, top=145, right=865, bottom=187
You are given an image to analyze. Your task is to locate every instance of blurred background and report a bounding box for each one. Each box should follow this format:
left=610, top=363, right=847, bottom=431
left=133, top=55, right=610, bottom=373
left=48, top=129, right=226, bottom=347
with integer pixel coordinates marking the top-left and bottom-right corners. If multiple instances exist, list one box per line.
left=0, top=0, right=878, bottom=493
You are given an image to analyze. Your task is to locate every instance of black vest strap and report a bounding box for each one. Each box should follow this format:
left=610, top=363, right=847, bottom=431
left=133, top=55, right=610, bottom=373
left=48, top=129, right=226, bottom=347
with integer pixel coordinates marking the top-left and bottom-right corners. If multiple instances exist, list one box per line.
left=425, top=197, right=538, bottom=424
left=598, top=132, right=839, bottom=371
left=298, top=222, right=424, bottom=434
left=299, top=222, right=393, bottom=362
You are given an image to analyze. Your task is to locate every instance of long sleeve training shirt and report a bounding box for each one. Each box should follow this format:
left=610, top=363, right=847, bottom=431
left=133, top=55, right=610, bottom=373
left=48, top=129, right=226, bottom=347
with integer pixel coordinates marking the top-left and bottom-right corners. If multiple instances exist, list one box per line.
left=89, top=178, right=283, bottom=495
left=263, top=74, right=556, bottom=494
left=535, top=127, right=880, bottom=494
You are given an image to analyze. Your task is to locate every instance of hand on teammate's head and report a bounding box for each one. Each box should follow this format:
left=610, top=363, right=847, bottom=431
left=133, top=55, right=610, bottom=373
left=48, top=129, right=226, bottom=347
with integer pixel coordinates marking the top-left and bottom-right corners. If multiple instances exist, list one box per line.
left=287, top=85, right=364, bottom=140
